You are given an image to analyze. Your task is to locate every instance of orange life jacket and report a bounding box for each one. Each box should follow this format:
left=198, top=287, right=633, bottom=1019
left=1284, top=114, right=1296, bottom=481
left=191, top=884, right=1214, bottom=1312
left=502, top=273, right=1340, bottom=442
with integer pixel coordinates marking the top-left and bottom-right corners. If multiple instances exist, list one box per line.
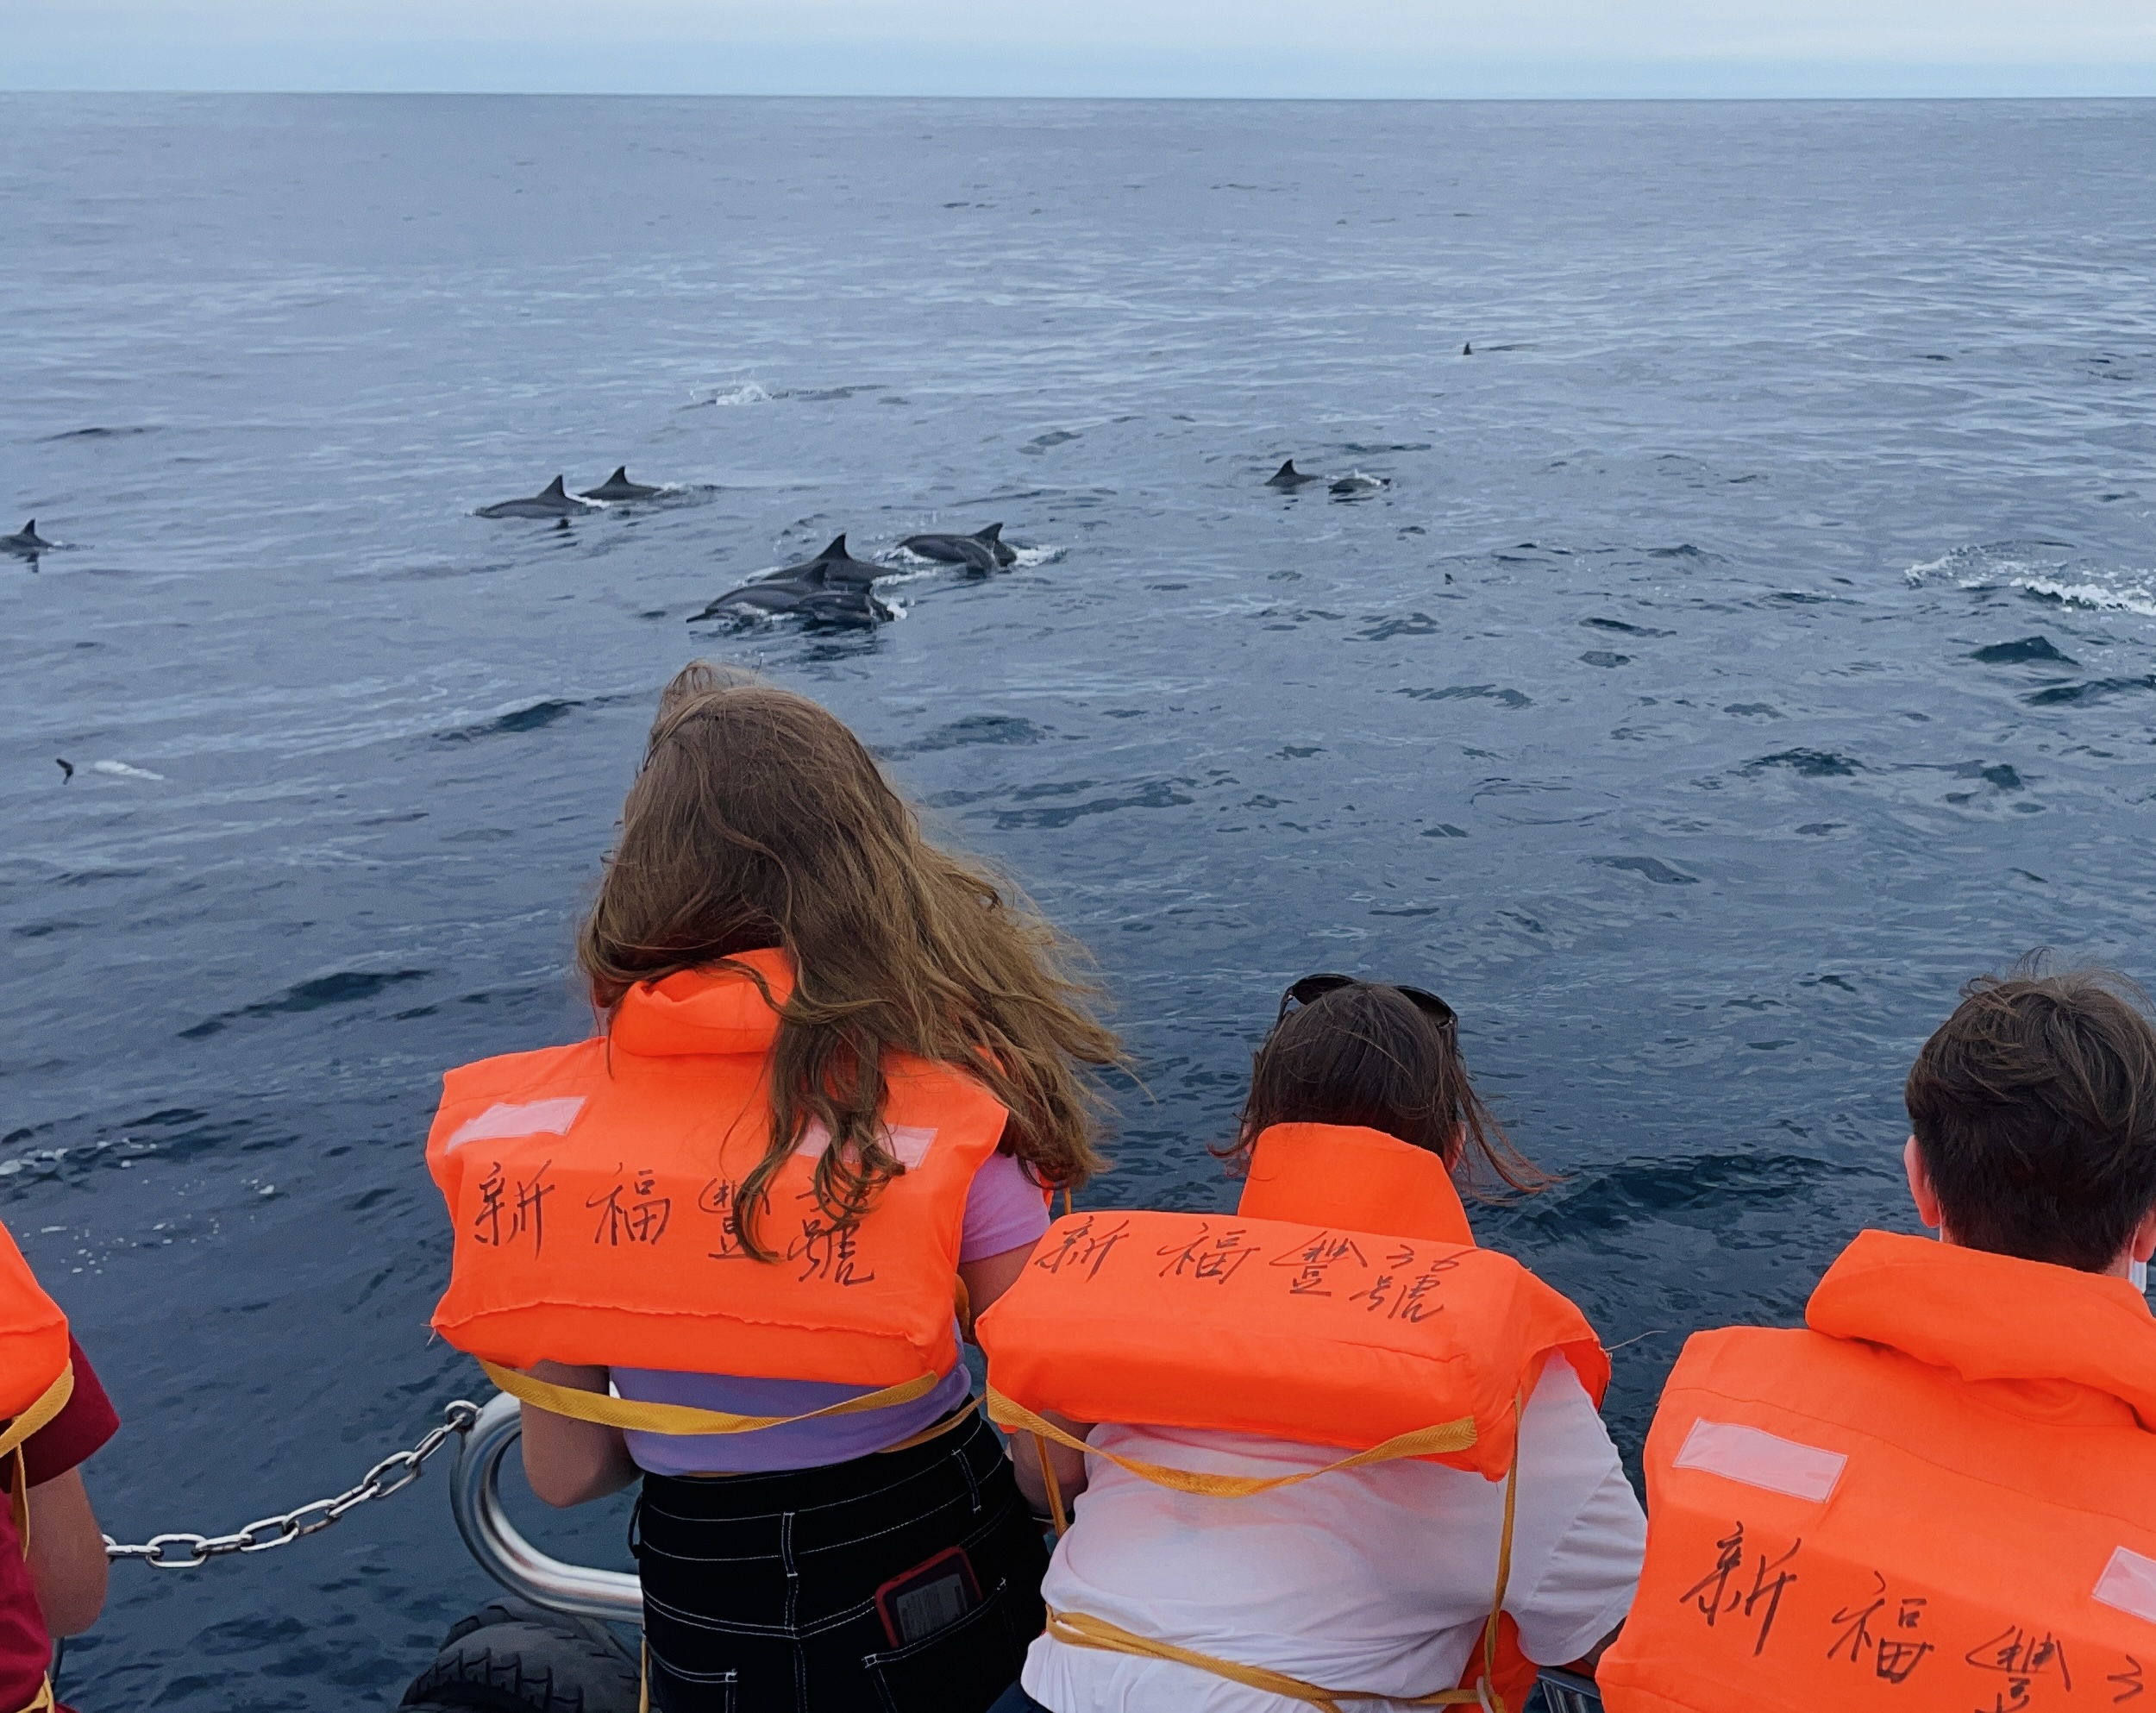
left=1242, top=1124, right=1529, bottom=1709
left=983, top=1122, right=1603, bottom=1475
left=426, top=950, right=1009, bottom=1386
left=0, top=1223, right=68, bottom=1428
left=980, top=1122, right=1603, bottom=1710
left=0, top=1211, right=74, bottom=1691
left=1601, top=1228, right=2156, bottom=1712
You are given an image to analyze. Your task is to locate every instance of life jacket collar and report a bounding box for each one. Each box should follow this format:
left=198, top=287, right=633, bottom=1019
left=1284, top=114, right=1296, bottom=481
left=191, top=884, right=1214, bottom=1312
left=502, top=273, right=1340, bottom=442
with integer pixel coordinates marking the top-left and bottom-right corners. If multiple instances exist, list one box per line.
left=1238, top=1120, right=1475, bottom=1247
left=1808, top=1227, right=2156, bottom=1429
left=610, top=948, right=793, bottom=1058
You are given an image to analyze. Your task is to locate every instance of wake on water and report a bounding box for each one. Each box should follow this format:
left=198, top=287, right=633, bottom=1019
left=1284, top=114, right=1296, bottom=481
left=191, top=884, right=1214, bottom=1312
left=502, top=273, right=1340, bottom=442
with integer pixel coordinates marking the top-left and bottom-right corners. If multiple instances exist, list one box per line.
left=1906, top=541, right=2156, bottom=619
left=695, top=380, right=774, bottom=407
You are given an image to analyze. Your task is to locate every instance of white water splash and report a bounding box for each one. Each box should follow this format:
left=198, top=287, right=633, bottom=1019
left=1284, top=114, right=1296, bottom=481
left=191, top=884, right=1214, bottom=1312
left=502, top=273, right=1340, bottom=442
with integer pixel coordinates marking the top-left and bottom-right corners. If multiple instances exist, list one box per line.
left=1906, top=542, right=2156, bottom=618
left=699, top=380, right=771, bottom=407
left=91, top=760, right=166, bottom=780
left=2010, top=576, right=2156, bottom=618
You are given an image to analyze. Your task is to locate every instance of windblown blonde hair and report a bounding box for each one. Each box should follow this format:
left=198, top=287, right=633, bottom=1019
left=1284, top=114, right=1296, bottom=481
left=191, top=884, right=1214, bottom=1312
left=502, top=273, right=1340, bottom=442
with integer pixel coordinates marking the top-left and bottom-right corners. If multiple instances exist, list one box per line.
left=580, top=662, right=1119, bottom=1257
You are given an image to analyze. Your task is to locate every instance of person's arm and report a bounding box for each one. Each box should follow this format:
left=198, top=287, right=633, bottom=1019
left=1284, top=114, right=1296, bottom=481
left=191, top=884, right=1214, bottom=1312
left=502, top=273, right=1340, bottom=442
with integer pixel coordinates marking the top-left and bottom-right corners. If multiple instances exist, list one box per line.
left=1561, top=1625, right=1621, bottom=1677
left=517, top=1362, right=639, bottom=1508
left=1483, top=1357, right=1645, bottom=1678
left=26, top=1468, right=106, bottom=1636
left=12, top=1336, right=121, bottom=1636
left=1006, top=1404, right=1092, bottom=1514
left=959, top=1239, right=1090, bottom=1506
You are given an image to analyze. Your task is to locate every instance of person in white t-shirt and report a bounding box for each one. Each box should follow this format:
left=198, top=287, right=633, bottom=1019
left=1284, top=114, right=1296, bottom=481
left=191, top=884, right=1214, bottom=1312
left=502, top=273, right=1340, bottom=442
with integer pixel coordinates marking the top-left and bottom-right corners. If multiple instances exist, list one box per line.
left=993, top=975, right=1646, bottom=1713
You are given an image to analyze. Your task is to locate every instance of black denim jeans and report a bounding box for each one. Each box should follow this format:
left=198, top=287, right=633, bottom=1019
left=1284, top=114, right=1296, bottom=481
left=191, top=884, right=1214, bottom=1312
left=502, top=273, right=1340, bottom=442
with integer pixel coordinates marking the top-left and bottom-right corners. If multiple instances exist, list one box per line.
left=634, top=1409, right=1048, bottom=1713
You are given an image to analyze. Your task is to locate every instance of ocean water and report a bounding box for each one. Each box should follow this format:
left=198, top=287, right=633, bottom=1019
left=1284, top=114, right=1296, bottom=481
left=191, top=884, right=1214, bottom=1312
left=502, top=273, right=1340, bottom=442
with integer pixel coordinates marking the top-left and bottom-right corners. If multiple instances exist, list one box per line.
left=3, top=92, right=2153, bottom=1707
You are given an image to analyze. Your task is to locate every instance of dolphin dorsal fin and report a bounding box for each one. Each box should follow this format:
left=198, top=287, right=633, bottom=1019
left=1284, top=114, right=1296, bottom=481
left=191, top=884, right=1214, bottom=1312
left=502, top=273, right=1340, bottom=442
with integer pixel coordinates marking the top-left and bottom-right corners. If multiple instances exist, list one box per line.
left=1274, top=460, right=1299, bottom=479
left=817, top=534, right=849, bottom=559
left=975, top=523, right=1004, bottom=542
left=20, top=520, right=31, bottom=533
left=608, top=467, right=628, bottom=483
left=542, top=476, right=567, bottom=497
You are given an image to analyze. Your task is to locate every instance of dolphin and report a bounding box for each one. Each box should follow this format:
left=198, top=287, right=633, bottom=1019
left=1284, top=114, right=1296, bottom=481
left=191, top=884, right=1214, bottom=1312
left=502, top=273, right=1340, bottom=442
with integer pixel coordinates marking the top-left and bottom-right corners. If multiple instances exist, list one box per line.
left=693, top=573, right=821, bottom=620
left=1265, top=460, right=1322, bottom=491
left=794, top=588, right=893, bottom=630
left=580, top=467, right=665, bottom=501
left=689, top=534, right=892, bottom=627
left=475, top=476, right=593, bottom=519
left=899, top=524, right=1016, bottom=572
left=787, top=533, right=885, bottom=587
left=3, top=519, right=54, bottom=555
left=1330, top=472, right=1388, bottom=497
left=1462, top=342, right=1473, bottom=356
left=693, top=574, right=890, bottom=629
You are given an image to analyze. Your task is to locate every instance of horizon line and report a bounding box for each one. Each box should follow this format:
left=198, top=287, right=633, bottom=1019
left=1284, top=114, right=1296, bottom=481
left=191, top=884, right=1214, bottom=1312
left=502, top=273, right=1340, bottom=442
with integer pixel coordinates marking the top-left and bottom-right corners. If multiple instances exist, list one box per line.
left=7, top=45, right=2156, bottom=103
left=8, top=85, right=2156, bottom=101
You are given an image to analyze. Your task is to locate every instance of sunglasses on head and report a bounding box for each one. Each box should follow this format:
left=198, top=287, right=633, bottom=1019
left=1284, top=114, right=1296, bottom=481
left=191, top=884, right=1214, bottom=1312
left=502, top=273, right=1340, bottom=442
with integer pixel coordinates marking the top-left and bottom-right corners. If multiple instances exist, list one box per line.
left=1276, top=973, right=1458, bottom=1033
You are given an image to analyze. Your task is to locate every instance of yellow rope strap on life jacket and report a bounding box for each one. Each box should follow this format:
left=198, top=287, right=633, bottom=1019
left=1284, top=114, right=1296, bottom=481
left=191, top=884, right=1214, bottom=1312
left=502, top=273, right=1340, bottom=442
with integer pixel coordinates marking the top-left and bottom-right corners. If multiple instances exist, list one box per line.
left=1045, top=1611, right=1499, bottom=1713
left=489, top=1271, right=977, bottom=1436
left=986, top=1387, right=1479, bottom=1502
left=0, top=1365, right=76, bottom=1563
left=874, top=1396, right=979, bottom=1455
left=1033, top=1391, right=1526, bottom=1713
left=480, top=1360, right=941, bottom=1436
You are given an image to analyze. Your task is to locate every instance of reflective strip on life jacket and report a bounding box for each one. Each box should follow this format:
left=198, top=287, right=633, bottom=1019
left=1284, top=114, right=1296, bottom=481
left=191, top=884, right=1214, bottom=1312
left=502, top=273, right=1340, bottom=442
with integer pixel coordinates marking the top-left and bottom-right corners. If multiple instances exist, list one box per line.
left=426, top=953, right=1009, bottom=1389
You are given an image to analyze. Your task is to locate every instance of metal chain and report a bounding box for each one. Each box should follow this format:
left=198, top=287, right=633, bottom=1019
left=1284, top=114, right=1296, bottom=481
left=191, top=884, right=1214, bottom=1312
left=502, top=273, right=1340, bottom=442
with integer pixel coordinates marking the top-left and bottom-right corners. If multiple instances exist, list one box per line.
left=102, top=1400, right=481, bottom=1570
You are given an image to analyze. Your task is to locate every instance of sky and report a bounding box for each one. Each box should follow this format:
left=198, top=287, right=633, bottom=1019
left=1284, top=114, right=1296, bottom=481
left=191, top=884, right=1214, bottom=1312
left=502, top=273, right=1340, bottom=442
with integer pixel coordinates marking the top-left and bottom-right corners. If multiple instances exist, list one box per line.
left=4, top=0, right=2155, bottom=97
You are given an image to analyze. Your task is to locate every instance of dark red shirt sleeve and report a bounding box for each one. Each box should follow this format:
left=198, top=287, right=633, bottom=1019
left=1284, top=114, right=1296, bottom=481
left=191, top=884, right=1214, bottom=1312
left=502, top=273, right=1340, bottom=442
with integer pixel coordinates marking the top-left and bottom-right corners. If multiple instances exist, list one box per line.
left=16, top=1336, right=117, bottom=1490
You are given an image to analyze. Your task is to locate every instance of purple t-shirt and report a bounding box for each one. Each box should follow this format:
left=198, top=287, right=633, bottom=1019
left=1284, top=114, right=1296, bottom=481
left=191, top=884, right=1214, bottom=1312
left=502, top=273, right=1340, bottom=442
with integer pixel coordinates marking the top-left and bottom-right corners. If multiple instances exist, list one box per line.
left=616, top=1149, right=1050, bottom=1474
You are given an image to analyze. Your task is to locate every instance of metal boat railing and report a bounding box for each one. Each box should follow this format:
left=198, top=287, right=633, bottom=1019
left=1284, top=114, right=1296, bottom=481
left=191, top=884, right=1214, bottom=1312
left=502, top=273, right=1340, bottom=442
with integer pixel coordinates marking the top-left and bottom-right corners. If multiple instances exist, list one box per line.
left=450, top=1392, right=641, bottom=1622
left=450, top=1391, right=1608, bottom=1709
left=1537, top=1667, right=1604, bottom=1712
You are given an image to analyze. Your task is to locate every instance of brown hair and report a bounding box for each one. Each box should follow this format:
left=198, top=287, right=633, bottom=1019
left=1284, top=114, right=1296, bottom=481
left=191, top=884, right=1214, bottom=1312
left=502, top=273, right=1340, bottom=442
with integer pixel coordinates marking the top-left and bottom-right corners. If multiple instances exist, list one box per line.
left=1905, top=956, right=2156, bottom=1272
left=580, top=662, right=1120, bottom=1257
left=1219, top=980, right=1551, bottom=1199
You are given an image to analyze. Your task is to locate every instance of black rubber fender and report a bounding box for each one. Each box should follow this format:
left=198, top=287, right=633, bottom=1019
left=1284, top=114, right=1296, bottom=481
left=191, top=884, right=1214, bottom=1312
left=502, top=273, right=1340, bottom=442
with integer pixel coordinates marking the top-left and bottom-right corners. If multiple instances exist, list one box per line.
left=399, top=1618, right=641, bottom=1713
left=438, top=1596, right=629, bottom=1658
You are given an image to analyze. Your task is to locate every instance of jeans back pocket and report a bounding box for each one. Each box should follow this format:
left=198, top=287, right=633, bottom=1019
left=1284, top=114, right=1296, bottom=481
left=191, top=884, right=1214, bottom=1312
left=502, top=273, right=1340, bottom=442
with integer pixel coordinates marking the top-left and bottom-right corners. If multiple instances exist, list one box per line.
left=862, top=1577, right=1021, bottom=1713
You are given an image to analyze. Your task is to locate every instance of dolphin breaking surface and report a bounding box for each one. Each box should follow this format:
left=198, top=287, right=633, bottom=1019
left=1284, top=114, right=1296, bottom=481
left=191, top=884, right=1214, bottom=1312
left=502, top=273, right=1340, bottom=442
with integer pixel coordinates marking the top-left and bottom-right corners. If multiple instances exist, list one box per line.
left=474, top=475, right=594, bottom=518
left=691, top=533, right=893, bottom=629
left=580, top=467, right=663, bottom=501
left=898, top=522, right=1017, bottom=571
left=693, top=524, right=1024, bottom=628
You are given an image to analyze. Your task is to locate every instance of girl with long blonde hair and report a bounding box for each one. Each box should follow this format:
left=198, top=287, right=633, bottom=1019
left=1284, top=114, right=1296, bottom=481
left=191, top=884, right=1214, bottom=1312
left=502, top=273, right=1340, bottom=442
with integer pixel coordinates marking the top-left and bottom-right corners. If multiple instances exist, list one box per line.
left=425, top=662, right=1119, bottom=1713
